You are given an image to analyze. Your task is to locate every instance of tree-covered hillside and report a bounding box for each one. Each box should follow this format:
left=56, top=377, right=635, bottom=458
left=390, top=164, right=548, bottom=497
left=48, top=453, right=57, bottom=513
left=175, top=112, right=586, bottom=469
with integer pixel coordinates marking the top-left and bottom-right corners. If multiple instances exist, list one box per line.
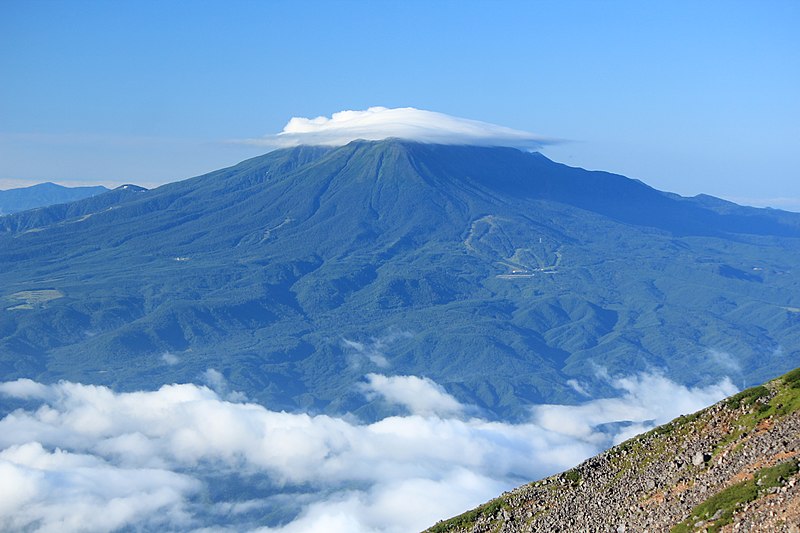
left=1, top=141, right=798, bottom=418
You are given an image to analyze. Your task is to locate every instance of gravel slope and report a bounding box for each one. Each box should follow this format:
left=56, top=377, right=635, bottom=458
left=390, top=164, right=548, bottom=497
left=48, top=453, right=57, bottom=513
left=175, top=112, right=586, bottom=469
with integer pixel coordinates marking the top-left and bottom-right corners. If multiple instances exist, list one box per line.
left=426, top=368, right=800, bottom=532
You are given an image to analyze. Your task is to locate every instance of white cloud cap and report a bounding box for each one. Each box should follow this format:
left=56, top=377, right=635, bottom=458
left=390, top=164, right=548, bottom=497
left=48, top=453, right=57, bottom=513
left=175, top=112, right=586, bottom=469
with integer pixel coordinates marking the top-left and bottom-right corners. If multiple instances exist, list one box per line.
left=245, top=107, right=556, bottom=150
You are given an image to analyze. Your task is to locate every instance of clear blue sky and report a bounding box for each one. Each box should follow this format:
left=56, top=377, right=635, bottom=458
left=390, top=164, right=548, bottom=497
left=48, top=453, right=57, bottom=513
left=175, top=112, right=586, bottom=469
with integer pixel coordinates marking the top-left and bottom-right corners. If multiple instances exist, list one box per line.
left=2, top=0, right=798, bottom=210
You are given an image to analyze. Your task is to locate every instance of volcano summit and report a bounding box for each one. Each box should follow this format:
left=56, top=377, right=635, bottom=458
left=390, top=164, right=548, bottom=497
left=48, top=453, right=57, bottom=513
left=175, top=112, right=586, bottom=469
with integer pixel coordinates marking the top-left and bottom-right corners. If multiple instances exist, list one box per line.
left=1, top=126, right=799, bottom=419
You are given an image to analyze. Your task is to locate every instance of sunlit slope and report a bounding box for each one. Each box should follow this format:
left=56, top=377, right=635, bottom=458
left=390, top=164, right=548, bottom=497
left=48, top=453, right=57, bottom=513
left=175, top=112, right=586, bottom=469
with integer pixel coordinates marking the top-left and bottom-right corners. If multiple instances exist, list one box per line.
left=0, top=140, right=798, bottom=418
left=426, top=367, right=800, bottom=532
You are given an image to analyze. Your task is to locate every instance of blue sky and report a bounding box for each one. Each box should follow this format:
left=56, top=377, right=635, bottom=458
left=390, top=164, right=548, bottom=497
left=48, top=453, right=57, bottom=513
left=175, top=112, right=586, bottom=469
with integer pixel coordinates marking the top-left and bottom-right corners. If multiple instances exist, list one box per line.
left=1, top=0, right=798, bottom=210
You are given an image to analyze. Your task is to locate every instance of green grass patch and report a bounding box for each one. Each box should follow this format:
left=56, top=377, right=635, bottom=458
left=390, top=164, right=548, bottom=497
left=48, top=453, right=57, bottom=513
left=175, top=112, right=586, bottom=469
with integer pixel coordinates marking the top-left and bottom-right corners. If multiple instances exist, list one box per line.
left=756, top=458, right=799, bottom=487
left=725, top=385, right=770, bottom=410
left=739, top=379, right=800, bottom=425
left=649, top=411, right=703, bottom=439
left=427, top=498, right=508, bottom=533
left=670, top=460, right=798, bottom=532
left=782, top=367, right=800, bottom=389
left=563, top=468, right=581, bottom=485
left=675, top=411, right=702, bottom=426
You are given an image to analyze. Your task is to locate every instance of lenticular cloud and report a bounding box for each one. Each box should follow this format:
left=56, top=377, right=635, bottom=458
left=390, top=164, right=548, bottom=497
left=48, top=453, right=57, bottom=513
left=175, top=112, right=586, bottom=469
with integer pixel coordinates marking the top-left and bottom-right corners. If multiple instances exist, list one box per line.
left=244, top=107, right=556, bottom=150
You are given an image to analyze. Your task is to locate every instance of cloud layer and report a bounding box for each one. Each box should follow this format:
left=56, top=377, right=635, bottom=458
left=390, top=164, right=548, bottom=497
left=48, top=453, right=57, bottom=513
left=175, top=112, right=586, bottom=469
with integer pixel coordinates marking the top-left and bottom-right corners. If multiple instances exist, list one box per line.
left=243, top=107, right=556, bottom=150
left=0, top=372, right=736, bottom=532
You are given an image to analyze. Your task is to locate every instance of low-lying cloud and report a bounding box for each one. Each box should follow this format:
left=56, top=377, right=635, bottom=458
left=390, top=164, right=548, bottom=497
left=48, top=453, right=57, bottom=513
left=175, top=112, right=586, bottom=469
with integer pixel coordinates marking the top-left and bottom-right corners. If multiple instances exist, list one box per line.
left=242, top=107, right=557, bottom=151
left=161, top=352, right=180, bottom=365
left=534, top=372, right=737, bottom=445
left=362, top=373, right=464, bottom=417
left=0, top=442, right=198, bottom=532
left=342, top=338, right=391, bottom=369
left=342, top=330, right=414, bottom=370
left=0, top=371, right=736, bottom=532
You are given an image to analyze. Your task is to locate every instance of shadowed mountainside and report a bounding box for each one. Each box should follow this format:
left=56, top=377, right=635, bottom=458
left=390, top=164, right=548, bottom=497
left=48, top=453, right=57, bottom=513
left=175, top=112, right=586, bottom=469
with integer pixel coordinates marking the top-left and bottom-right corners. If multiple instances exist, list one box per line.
left=0, top=182, right=109, bottom=215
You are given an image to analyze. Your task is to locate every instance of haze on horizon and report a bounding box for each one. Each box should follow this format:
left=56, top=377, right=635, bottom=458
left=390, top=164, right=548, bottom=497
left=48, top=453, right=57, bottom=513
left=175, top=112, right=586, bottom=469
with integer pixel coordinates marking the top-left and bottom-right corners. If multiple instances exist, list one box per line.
left=1, top=1, right=798, bottom=210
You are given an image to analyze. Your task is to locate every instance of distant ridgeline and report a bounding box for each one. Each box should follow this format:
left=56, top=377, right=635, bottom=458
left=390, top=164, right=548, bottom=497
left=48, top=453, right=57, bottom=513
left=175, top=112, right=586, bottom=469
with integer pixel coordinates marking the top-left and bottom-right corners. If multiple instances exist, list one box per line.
left=0, top=140, right=799, bottom=419
left=0, top=182, right=109, bottom=215
left=427, top=366, right=800, bottom=532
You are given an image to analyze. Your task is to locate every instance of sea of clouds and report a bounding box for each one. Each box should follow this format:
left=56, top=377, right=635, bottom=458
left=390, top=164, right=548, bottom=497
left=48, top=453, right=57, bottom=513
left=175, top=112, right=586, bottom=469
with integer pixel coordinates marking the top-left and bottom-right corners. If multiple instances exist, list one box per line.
left=0, top=371, right=736, bottom=533
left=242, top=107, right=558, bottom=151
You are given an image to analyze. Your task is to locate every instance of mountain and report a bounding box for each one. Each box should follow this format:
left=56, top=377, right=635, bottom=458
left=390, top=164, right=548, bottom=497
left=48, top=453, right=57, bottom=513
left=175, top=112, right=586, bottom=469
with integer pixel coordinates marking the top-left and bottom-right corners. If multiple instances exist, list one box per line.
left=0, top=182, right=109, bottom=215
left=0, top=140, right=799, bottom=418
left=426, top=367, right=800, bottom=532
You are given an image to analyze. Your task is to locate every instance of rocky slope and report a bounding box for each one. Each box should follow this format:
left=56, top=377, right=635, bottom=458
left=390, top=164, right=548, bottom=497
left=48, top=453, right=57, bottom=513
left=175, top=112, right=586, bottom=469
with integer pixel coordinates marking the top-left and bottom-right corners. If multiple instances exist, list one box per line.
left=427, top=368, right=800, bottom=532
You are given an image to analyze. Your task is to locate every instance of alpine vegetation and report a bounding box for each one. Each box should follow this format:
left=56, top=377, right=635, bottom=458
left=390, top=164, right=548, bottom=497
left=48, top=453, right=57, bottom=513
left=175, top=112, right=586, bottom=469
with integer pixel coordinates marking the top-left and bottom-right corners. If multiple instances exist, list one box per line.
left=428, top=368, right=800, bottom=532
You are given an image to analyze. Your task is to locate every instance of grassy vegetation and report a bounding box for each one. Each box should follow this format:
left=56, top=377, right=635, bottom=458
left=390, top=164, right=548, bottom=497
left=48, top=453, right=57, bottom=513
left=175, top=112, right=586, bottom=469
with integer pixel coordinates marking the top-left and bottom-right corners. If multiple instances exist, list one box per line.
left=713, top=373, right=800, bottom=458
left=782, top=368, right=800, bottom=389
left=725, top=385, right=770, bottom=410
left=563, top=468, right=581, bottom=486
left=671, top=460, right=798, bottom=533
left=770, top=378, right=800, bottom=416
left=757, top=459, right=799, bottom=487
left=427, top=498, right=508, bottom=533
left=430, top=368, right=800, bottom=533
left=608, top=409, right=704, bottom=486
left=645, top=411, right=703, bottom=439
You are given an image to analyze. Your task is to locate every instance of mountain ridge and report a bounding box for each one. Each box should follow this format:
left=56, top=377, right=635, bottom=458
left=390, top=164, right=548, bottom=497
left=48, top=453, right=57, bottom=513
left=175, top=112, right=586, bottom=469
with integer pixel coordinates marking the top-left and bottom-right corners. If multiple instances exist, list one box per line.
left=0, top=140, right=798, bottom=419
left=0, top=181, right=109, bottom=216
left=426, top=366, right=800, bottom=532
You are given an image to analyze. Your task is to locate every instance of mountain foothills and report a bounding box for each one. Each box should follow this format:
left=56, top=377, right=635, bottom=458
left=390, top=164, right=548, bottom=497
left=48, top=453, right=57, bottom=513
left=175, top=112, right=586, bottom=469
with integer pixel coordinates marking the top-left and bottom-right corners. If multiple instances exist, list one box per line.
left=427, top=367, right=800, bottom=532
left=0, top=182, right=108, bottom=215
left=1, top=140, right=799, bottom=418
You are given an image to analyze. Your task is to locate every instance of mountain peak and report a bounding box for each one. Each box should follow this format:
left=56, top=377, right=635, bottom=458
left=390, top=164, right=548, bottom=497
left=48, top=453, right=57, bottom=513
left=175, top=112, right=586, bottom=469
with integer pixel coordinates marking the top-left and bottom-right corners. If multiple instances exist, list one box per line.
left=113, top=184, right=148, bottom=192
left=1, top=141, right=799, bottom=422
left=0, top=182, right=109, bottom=215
